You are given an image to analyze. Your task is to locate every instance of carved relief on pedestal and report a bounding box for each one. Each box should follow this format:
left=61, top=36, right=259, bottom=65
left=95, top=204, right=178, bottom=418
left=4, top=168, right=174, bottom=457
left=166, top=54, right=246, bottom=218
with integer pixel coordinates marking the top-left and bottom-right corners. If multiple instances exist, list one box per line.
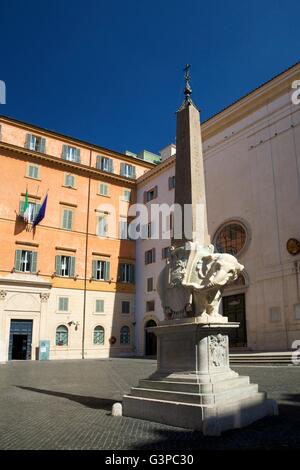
left=209, top=334, right=228, bottom=368
left=0, top=290, right=7, bottom=300
left=40, top=293, right=50, bottom=303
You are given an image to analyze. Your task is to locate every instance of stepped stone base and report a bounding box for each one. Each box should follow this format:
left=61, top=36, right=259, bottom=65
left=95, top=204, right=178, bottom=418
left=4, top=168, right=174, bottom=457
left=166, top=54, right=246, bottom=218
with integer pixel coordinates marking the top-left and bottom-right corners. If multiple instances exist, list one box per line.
left=123, top=320, right=278, bottom=435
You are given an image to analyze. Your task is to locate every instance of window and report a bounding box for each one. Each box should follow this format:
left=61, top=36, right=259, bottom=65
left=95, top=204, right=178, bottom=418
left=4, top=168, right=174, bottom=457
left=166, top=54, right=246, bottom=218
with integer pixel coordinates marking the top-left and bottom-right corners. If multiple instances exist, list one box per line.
left=95, top=299, right=104, bottom=313
left=147, top=277, right=154, bottom=292
left=99, top=183, right=109, bottom=196
left=294, top=304, right=300, bottom=320
left=270, top=307, right=281, bottom=322
left=94, top=326, right=105, bottom=345
left=19, top=200, right=40, bottom=224
left=162, top=247, right=170, bottom=259
left=123, top=189, right=131, bottom=202
left=25, top=134, right=46, bottom=153
left=169, top=175, right=175, bottom=190
left=62, top=209, right=73, bottom=230
left=58, top=297, right=69, bottom=312
left=97, top=215, right=108, bottom=237
left=96, top=156, right=113, bottom=173
left=15, top=250, right=37, bottom=273
left=62, top=145, right=80, bottom=163
left=119, top=218, right=128, bottom=240
left=27, top=164, right=40, bottom=179
left=92, top=260, right=110, bottom=281
left=144, top=186, right=158, bottom=203
left=120, top=326, right=130, bottom=344
left=214, top=222, right=247, bottom=256
left=64, top=173, right=75, bottom=188
left=146, top=300, right=155, bottom=312
left=145, top=248, right=156, bottom=265
left=56, top=325, right=68, bottom=346
left=119, top=263, right=135, bottom=283
left=120, top=163, right=136, bottom=179
left=121, top=301, right=130, bottom=314
left=55, top=255, right=75, bottom=277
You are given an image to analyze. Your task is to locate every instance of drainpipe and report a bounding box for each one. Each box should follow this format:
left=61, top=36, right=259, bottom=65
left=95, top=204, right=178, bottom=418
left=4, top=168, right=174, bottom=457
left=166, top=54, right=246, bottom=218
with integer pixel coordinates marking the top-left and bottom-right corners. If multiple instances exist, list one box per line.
left=82, top=150, right=92, bottom=359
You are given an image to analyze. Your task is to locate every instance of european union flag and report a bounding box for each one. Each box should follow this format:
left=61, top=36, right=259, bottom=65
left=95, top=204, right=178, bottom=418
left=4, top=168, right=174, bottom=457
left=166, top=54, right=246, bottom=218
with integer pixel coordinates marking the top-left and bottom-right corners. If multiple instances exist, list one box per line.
left=32, top=194, right=48, bottom=228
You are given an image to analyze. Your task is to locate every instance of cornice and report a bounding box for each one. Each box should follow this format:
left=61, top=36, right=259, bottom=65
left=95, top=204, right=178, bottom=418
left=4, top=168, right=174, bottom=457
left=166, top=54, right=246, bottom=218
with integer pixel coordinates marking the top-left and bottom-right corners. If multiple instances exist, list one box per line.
left=201, top=62, right=300, bottom=140
left=0, top=115, right=155, bottom=169
left=0, top=142, right=139, bottom=187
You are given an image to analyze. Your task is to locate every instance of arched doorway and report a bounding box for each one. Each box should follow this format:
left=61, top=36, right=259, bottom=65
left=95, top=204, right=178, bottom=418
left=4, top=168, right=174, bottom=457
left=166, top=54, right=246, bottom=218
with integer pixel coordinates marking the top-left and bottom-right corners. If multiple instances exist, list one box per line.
left=145, top=319, right=157, bottom=356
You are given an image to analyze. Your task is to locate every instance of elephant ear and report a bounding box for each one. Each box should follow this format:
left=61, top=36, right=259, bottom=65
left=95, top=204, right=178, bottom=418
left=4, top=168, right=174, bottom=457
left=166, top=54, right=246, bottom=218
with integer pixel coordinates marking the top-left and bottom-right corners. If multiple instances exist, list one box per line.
left=197, top=255, right=213, bottom=278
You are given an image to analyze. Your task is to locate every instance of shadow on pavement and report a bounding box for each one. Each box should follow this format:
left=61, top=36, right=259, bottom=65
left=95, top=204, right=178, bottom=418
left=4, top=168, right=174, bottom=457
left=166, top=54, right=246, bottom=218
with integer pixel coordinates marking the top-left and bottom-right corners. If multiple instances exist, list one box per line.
left=16, top=385, right=115, bottom=411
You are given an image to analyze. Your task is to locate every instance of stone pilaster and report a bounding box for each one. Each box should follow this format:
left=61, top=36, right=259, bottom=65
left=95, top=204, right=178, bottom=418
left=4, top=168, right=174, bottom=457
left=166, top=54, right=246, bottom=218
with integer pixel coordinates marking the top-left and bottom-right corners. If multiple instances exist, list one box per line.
left=40, top=292, right=50, bottom=340
left=0, top=290, right=7, bottom=361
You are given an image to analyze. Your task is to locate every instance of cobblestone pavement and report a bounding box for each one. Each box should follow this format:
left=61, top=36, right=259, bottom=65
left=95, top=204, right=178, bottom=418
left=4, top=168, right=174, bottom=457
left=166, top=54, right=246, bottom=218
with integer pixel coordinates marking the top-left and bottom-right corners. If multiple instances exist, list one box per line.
left=0, top=358, right=299, bottom=450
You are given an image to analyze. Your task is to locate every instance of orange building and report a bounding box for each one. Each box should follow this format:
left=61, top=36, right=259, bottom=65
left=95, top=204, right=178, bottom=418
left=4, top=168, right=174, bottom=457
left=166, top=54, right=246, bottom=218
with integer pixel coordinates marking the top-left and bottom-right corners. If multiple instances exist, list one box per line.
left=0, top=115, right=155, bottom=361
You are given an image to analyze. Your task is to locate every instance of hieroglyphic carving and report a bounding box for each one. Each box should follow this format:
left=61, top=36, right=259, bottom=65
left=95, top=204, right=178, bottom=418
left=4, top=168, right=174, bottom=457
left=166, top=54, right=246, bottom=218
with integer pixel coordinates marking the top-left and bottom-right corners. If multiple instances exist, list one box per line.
left=209, top=334, right=227, bottom=367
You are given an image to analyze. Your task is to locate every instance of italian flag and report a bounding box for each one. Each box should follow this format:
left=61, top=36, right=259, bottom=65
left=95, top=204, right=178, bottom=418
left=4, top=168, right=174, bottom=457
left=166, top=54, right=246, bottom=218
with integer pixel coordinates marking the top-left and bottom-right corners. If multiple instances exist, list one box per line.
left=23, top=189, right=30, bottom=223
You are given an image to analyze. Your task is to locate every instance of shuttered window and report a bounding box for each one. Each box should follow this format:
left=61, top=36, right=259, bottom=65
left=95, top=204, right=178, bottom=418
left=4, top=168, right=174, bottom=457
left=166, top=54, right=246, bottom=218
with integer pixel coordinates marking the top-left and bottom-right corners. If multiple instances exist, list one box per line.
left=62, top=209, right=73, bottom=230
left=97, top=215, right=108, bottom=236
left=99, top=183, right=109, bottom=196
left=25, top=134, right=46, bottom=153
left=121, top=301, right=130, bottom=314
left=27, top=164, right=40, bottom=179
left=92, top=260, right=110, bottom=281
left=96, top=156, right=114, bottom=173
left=15, top=250, right=37, bottom=273
left=64, top=173, right=75, bottom=188
left=55, top=255, right=75, bottom=277
left=169, top=175, right=175, bottom=189
left=120, top=163, right=136, bottom=179
left=95, top=299, right=105, bottom=313
left=62, top=145, right=81, bottom=163
left=119, top=263, right=135, bottom=283
left=145, top=248, right=156, bottom=265
left=58, top=297, right=69, bottom=312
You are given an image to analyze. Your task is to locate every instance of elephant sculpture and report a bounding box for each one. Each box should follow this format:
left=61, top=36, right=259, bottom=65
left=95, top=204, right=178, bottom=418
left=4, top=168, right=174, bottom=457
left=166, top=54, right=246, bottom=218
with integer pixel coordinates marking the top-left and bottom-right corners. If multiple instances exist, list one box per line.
left=157, top=241, right=244, bottom=322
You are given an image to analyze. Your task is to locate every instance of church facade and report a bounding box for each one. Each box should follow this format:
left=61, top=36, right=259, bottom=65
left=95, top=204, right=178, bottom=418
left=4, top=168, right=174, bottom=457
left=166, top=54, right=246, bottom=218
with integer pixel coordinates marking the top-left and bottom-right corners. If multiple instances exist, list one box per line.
left=0, top=61, right=299, bottom=361
left=136, top=61, right=300, bottom=354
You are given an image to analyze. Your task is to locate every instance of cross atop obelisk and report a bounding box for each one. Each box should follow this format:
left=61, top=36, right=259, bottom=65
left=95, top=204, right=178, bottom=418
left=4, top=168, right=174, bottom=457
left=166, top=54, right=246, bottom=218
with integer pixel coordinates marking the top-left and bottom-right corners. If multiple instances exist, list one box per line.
left=173, top=65, right=210, bottom=246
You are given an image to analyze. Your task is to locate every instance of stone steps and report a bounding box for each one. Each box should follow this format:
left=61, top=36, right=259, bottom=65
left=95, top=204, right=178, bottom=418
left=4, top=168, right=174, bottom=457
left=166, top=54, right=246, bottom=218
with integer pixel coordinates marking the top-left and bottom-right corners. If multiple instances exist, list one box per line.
left=123, top=391, right=276, bottom=434
left=129, top=382, right=258, bottom=406
left=139, top=375, right=250, bottom=393
left=230, top=353, right=292, bottom=365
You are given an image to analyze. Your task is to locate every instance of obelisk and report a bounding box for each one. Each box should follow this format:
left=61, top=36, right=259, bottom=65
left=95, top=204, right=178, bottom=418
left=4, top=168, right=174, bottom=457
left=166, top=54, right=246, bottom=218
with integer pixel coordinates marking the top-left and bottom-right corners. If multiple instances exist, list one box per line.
left=123, top=66, right=277, bottom=435
left=173, top=64, right=210, bottom=246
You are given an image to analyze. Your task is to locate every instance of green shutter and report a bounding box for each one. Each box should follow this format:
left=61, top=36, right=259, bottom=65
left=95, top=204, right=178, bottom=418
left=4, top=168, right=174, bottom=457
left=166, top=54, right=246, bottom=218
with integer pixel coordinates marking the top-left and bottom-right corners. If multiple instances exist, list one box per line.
left=104, top=261, right=110, bottom=281
left=62, top=144, right=68, bottom=159
left=92, top=260, right=97, bottom=279
left=69, top=257, right=75, bottom=277
left=132, top=166, right=136, bottom=179
left=19, top=200, right=25, bottom=216
left=55, top=255, right=61, bottom=275
left=120, top=163, right=125, bottom=176
left=31, top=251, right=37, bottom=273
left=15, top=250, right=22, bottom=271
left=75, top=148, right=80, bottom=163
left=109, top=158, right=114, bottom=173
left=39, top=138, right=46, bottom=153
left=63, top=210, right=73, bottom=230
left=130, top=265, right=135, bottom=283
left=25, top=134, right=31, bottom=149
left=96, top=156, right=101, bottom=169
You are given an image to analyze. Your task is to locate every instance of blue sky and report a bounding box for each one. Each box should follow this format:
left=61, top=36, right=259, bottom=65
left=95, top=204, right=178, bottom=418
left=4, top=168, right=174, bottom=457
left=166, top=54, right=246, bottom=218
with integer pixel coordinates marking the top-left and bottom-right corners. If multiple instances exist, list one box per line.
left=0, top=0, right=299, bottom=155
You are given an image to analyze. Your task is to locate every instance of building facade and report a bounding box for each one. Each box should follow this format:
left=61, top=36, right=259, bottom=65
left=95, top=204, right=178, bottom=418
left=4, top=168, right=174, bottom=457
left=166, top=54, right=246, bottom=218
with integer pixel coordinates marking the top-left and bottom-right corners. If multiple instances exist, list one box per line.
left=1, top=62, right=300, bottom=361
left=0, top=117, right=154, bottom=361
left=135, top=62, right=300, bottom=354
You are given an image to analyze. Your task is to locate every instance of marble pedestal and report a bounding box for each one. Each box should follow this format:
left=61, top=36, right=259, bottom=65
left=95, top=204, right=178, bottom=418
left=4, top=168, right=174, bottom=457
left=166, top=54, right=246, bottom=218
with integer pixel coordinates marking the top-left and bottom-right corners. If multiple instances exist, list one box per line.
left=123, top=319, right=278, bottom=435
